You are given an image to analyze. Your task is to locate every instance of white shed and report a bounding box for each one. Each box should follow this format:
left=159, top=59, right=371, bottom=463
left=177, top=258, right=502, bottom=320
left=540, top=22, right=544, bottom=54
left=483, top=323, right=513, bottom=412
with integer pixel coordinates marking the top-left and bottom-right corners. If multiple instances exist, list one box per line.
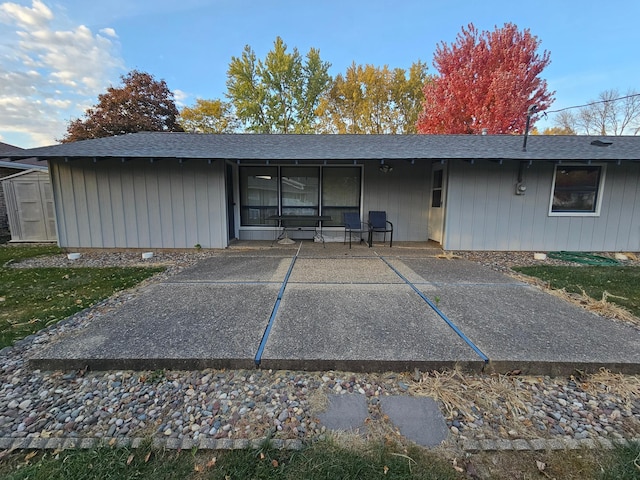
left=1, top=169, right=57, bottom=242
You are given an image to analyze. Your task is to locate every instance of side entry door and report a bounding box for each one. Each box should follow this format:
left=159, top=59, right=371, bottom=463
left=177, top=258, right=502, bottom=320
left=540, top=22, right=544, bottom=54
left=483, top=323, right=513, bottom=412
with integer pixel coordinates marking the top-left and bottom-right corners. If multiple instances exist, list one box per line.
left=427, top=164, right=447, bottom=244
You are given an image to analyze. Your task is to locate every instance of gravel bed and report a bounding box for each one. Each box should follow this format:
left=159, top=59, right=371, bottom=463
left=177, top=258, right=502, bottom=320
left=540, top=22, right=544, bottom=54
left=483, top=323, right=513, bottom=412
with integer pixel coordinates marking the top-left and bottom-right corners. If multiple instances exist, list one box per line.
left=9, top=250, right=221, bottom=276
left=0, top=250, right=638, bottom=448
left=428, top=373, right=640, bottom=443
left=453, top=250, right=640, bottom=273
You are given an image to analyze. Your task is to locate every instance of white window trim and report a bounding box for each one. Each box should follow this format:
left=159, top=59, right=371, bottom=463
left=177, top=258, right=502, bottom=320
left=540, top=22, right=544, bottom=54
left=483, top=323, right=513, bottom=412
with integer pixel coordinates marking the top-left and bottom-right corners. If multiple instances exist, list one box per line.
left=548, top=163, right=606, bottom=217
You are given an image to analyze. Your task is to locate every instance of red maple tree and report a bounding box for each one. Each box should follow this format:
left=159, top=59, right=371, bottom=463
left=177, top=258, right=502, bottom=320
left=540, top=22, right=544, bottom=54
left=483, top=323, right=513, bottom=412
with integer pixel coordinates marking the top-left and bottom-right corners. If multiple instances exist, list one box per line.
left=61, top=70, right=183, bottom=143
left=417, top=23, right=554, bottom=134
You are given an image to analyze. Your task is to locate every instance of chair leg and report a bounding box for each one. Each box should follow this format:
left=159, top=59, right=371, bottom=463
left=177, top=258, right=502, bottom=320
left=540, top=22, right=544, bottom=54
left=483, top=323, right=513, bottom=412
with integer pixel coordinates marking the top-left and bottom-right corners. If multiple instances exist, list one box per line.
left=390, top=231, right=393, bottom=248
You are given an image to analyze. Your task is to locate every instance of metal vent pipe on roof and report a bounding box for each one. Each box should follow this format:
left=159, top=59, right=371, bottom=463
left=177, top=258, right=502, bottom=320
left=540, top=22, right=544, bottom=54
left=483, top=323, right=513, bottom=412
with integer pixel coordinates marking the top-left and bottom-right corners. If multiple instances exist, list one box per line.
left=522, top=104, right=538, bottom=152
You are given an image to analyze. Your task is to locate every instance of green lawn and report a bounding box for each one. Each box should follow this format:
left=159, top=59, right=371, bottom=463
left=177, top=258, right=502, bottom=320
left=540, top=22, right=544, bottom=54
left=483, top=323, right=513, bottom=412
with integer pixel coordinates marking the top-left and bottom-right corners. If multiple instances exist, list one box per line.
left=0, top=440, right=638, bottom=480
left=205, top=441, right=459, bottom=479
left=0, top=245, right=163, bottom=348
left=513, top=265, right=640, bottom=317
left=0, top=438, right=465, bottom=480
left=0, top=244, right=63, bottom=264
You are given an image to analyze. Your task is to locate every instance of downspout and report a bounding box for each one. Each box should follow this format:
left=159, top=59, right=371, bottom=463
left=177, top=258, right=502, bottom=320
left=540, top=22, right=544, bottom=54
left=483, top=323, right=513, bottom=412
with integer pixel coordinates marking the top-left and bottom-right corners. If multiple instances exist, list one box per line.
left=515, top=161, right=527, bottom=195
left=518, top=104, right=538, bottom=195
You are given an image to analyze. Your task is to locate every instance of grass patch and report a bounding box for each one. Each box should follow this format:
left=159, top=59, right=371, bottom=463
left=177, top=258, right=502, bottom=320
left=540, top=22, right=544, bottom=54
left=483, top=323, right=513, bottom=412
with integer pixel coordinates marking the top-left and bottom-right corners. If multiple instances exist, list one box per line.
left=598, top=441, right=640, bottom=480
left=0, top=244, right=63, bottom=265
left=0, top=439, right=461, bottom=480
left=208, top=439, right=460, bottom=479
left=512, top=266, right=640, bottom=318
left=0, top=245, right=163, bottom=348
left=466, top=443, right=640, bottom=479
left=0, top=441, right=637, bottom=479
left=0, top=441, right=193, bottom=480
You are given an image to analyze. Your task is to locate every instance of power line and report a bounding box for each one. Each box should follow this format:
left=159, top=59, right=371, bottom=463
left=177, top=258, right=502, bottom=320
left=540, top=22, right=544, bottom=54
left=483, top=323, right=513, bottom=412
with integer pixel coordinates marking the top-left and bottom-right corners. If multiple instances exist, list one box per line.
left=543, top=92, right=640, bottom=116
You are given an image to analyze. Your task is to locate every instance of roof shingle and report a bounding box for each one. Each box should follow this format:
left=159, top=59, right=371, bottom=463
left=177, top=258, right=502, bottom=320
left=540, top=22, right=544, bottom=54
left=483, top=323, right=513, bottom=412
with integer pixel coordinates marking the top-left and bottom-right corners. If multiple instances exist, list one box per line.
left=4, top=132, right=640, bottom=161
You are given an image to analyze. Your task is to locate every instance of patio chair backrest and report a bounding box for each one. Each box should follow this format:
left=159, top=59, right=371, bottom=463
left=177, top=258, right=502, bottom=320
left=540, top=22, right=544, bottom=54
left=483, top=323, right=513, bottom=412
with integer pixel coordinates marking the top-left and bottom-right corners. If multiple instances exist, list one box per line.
left=343, top=212, right=361, bottom=229
left=369, top=211, right=387, bottom=229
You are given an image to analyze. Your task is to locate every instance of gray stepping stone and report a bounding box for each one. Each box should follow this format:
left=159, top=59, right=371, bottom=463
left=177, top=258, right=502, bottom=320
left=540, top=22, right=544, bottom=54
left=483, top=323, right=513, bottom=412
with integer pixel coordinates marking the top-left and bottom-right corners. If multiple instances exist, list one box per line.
left=380, top=395, right=448, bottom=447
left=317, top=394, right=368, bottom=433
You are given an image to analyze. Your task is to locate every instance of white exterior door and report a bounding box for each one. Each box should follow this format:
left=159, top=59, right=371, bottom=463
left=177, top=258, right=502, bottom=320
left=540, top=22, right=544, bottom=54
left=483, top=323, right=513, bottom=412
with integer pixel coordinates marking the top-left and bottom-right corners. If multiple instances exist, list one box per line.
left=427, top=164, right=447, bottom=244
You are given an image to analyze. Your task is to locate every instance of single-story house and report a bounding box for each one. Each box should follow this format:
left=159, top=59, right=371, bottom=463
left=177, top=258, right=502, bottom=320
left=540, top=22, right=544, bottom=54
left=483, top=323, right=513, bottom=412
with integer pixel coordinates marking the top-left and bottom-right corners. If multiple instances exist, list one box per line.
left=5, top=133, right=640, bottom=252
left=0, top=142, right=50, bottom=238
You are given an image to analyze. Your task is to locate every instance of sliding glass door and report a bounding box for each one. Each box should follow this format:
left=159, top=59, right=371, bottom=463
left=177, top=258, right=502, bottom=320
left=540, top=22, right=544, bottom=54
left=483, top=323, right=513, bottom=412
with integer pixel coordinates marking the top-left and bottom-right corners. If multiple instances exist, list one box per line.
left=239, top=165, right=361, bottom=227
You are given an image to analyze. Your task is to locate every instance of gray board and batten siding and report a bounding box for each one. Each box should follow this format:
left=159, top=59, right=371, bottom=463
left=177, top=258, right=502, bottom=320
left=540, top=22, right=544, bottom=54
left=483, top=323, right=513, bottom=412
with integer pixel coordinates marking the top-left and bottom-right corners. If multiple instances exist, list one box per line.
left=362, top=159, right=430, bottom=242
left=49, top=158, right=227, bottom=249
left=444, top=159, right=640, bottom=252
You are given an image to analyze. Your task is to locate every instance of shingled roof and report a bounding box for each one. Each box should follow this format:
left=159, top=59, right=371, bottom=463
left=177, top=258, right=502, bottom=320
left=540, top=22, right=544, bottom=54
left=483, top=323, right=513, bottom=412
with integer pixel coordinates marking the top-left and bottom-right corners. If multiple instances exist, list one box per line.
left=0, top=142, right=25, bottom=155
left=0, top=142, right=47, bottom=171
left=4, top=132, right=639, bottom=162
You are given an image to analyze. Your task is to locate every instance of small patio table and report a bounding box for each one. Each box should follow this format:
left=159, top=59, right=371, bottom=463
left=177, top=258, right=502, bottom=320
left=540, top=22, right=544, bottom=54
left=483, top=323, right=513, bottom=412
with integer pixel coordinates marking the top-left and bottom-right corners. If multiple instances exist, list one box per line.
left=268, top=215, right=332, bottom=245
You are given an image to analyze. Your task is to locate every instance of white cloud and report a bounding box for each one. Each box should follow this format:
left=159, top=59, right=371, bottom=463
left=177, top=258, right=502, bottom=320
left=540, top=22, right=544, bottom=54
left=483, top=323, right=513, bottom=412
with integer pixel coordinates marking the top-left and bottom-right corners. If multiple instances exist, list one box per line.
left=173, top=89, right=189, bottom=107
left=99, top=27, right=116, bottom=38
left=0, top=0, right=52, bottom=29
left=44, top=97, right=71, bottom=108
left=0, top=0, right=124, bottom=147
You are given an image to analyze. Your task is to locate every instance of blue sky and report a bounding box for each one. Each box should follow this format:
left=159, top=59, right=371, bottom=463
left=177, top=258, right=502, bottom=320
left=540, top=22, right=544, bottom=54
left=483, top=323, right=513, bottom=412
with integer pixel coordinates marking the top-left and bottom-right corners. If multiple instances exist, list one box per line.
left=1, top=0, right=639, bottom=147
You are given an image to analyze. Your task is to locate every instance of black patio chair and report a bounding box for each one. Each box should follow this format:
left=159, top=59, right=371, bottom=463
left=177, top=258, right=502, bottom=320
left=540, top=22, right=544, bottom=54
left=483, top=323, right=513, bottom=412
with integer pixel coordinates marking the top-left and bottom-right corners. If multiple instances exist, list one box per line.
left=343, top=212, right=367, bottom=248
left=368, top=211, right=393, bottom=247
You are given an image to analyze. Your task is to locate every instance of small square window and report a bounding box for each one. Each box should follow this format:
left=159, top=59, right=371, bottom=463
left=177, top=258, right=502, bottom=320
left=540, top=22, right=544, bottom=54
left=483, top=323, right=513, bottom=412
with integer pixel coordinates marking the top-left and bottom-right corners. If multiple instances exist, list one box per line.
left=433, top=169, right=443, bottom=189
left=432, top=189, right=442, bottom=208
left=549, top=165, right=605, bottom=216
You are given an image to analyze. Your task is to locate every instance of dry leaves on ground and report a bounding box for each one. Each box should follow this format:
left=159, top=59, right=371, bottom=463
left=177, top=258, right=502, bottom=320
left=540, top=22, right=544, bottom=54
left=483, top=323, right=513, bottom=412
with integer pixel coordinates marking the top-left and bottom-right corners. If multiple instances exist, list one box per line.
left=578, top=368, right=640, bottom=410
left=410, top=369, right=531, bottom=422
left=547, top=288, right=639, bottom=327
left=511, top=269, right=640, bottom=328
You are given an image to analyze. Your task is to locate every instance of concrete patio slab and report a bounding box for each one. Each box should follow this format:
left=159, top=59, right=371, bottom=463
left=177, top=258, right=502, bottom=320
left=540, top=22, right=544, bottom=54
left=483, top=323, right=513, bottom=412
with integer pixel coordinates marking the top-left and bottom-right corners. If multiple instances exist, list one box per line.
left=371, top=246, right=448, bottom=258
left=259, top=283, right=485, bottom=372
left=294, top=242, right=378, bottom=258
left=379, top=395, right=449, bottom=447
left=386, top=257, right=523, bottom=285
left=26, top=242, right=640, bottom=375
left=30, top=283, right=278, bottom=371
left=168, top=255, right=292, bottom=283
left=228, top=240, right=300, bottom=252
left=426, top=284, right=640, bottom=375
left=288, top=258, right=403, bottom=284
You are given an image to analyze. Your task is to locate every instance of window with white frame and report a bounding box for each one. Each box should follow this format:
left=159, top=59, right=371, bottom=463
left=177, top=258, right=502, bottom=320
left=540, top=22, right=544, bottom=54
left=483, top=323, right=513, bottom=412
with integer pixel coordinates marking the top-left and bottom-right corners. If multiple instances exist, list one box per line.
left=549, top=164, right=606, bottom=216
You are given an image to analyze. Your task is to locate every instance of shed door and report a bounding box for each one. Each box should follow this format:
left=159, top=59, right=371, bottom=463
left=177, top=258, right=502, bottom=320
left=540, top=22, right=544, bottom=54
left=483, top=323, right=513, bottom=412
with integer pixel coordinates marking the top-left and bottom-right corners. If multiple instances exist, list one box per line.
left=427, top=165, right=447, bottom=244
left=40, top=180, right=57, bottom=240
left=14, top=179, right=56, bottom=241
